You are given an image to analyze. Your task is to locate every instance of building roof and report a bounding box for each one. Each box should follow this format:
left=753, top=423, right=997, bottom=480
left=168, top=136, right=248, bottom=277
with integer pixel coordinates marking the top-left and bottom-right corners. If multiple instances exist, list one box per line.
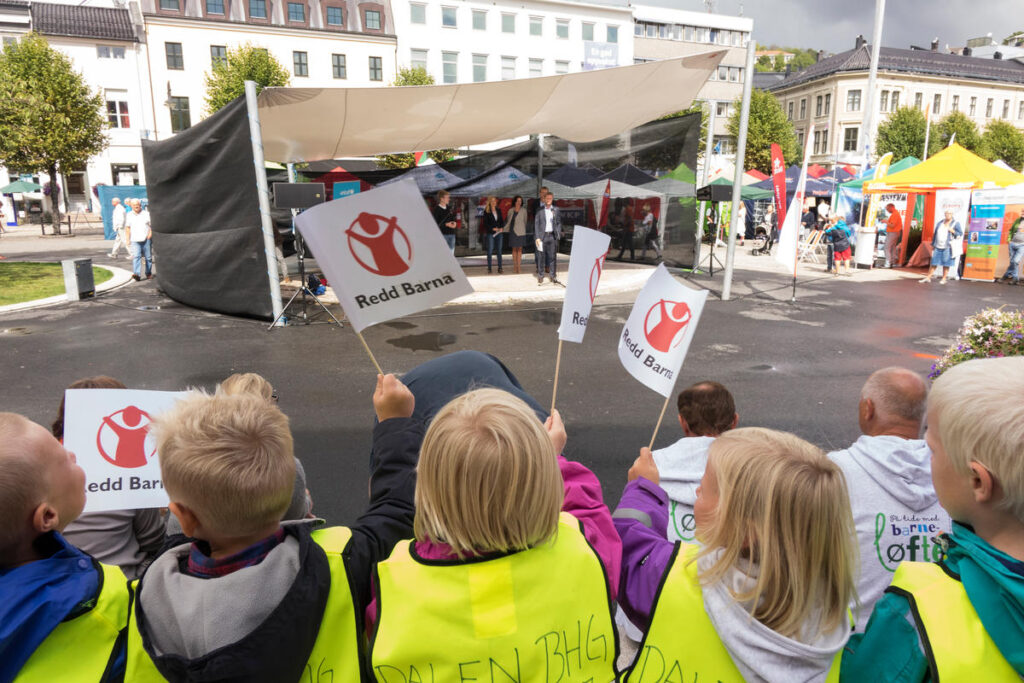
left=768, top=44, right=1024, bottom=91
left=30, top=3, right=138, bottom=42
left=0, top=0, right=30, bottom=9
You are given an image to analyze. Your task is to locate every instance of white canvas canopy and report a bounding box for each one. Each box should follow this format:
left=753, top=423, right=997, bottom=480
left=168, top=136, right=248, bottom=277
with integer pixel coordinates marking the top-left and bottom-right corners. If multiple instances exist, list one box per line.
left=377, top=164, right=463, bottom=192
left=445, top=165, right=534, bottom=196
left=449, top=177, right=574, bottom=199
left=256, top=52, right=726, bottom=162
left=639, top=177, right=695, bottom=197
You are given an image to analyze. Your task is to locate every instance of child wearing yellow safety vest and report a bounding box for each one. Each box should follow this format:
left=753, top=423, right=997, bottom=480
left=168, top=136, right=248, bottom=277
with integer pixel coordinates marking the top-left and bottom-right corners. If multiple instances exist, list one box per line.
left=366, top=373, right=622, bottom=683
left=842, top=356, right=1024, bottom=682
left=614, top=428, right=858, bottom=682
left=0, top=412, right=130, bottom=683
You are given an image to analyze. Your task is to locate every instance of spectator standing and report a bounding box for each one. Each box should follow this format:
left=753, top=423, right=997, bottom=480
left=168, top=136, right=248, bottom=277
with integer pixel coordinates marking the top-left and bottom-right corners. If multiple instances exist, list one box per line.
left=503, top=195, right=528, bottom=274
left=432, top=190, right=457, bottom=253
left=884, top=203, right=903, bottom=268
left=640, top=203, right=661, bottom=261
left=481, top=196, right=504, bottom=274
left=533, top=191, right=562, bottom=285
left=109, top=198, right=128, bottom=259
left=825, top=214, right=853, bottom=275
left=999, top=215, right=1024, bottom=284
left=125, top=198, right=152, bottom=281
left=616, top=205, right=636, bottom=261
left=737, top=201, right=747, bottom=246
left=920, top=209, right=963, bottom=285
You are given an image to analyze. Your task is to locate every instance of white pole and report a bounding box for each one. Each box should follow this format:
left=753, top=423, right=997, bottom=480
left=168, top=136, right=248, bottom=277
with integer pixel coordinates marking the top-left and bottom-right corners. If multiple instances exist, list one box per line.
left=860, top=0, right=886, bottom=171
left=722, top=39, right=756, bottom=301
left=923, top=107, right=931, bottom=161
left=698, top=102, right=717, bottom=256
left=244, top=80, right=284, bottom=324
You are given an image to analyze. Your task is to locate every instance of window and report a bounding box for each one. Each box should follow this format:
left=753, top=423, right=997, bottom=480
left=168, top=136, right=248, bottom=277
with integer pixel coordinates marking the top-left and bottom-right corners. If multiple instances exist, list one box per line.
left=970, top=97, right=977, bottom=116
left=471, top=9, right=485, bottom=30
left=501, top=56, right=515, bottom=80
left=556, top=19, right=568, bottom=39
left=332, top=53, right=346, bottom=79
left=105, top=92, right=130, bottom=128
left=210, top=45, right=226, bottom=66
left=932, top=94, right=941, bottom=115
left=891, top=91, right=900, bottom=109
left=607, top=25, right=618, bottom=43
left=168, top=96, right=190, bottom=133
left=410, top=3, right=425, bottom=24
left=846, top=89, right=861, bottom=112
left=824, top=93, right=831, bottom=115
left=813, top=130, right=823, bottom=155
left=287, top=3, right=304, bottom=21
left=365, top=9, right=380, bottom=29
left=326, top=6, right=343, bottom=24
left=797, top=131, right=804, bottom=149
left=554, top=60, right=568, bottom=74
left=441, top=6, right=456, bottom=27
left=716, top=101, right=729, bottom=117
left=787, top=101, right=794, bottom=120
left=159, top=0, right=179, bottom=9
left=1003, top=99, right=1011, bottom=119
left=293, top=51, right=308, bottom=76
left=96, top=45, right=126, bottom=59
left=206, top=0, right=223, bottom=13
left=529, top=58, right=542, bottom=77
left=369, top=56, right=382, bottom=81
left=635, top=23, right=643, bottom=37
left=799, top=98, right=806, bottom=119
left=914, top=92, right=923, bottom=109
left=986, top=98, right=994, bottom=117
left=249, top=0, right=266, bottom=18
left=951, top=95, right=959, bottom=111
left=815, top=95, right=822, bottom=117
left=472, top=54, right=486, bottom=82
left=165, top=42, right=183, bottom=69
left=410, top=49, right=427, bottom=72
left=529, top=16, right=542, bottom=36
left=582, top=22, right=594, bottom=41
left=880, top=90, right=889, bottom=112
left=684, top=25, right=694, bottom=41
left=717, top=66, right=727, bottom=81
left=844, top=127, right=858, bottom=152
left=501, top=13, right=514, bottom=33
left=442, top=51, right=457, bottom=84
left=729, top=67, right=739, bottom=82
left=1019, top=102, right=1024, bottom=120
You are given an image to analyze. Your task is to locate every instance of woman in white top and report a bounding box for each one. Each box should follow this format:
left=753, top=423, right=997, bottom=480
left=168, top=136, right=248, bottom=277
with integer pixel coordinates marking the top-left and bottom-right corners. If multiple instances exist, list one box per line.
left=921, top=209, right=963, bottom=285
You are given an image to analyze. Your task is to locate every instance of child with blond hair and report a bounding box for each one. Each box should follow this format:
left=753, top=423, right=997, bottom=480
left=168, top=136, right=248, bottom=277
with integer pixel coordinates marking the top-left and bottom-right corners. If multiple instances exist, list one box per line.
left=367, top=352, right=621, bottom=682
left=615, top=428, right=857, bottom=682
left=842, top=356, right=1024, bottom=681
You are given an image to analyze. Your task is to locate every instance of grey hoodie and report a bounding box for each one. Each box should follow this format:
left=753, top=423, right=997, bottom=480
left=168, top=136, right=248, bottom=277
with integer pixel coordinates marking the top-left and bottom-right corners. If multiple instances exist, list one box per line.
left=828, top=435, right=951, bottom=630
left=651, top=436, right=716, bottom=543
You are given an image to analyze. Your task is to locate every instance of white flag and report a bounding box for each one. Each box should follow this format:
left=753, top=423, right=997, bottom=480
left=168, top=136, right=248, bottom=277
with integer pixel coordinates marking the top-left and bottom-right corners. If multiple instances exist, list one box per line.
left=558, top=226, right=611, bottom=343
left=295, top=179, right=473, bottom=333
left=774, top=124, right=814, bottom=274
left=618, top=264, right=708, bottom=398
left=63, top=389, right=187, bottom=512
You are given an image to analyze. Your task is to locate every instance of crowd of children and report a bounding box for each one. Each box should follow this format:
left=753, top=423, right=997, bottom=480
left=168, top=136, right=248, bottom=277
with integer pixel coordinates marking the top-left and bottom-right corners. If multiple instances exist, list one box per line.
left=1, top=351, right=1023, bottom=682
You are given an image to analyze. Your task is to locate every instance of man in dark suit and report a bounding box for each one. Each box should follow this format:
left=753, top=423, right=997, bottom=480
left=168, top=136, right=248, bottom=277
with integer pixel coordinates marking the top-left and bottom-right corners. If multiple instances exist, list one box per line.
left=533, top=191, right=562, bottom=285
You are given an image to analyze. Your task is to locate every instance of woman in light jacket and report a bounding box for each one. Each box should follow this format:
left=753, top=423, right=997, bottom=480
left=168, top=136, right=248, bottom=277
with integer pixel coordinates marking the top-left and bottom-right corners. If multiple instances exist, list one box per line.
left=503, top=195, right=528, bottom=274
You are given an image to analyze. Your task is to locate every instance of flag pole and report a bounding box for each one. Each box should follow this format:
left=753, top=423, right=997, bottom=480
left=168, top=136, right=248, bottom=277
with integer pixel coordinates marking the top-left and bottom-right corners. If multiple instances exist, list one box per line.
left=649, top=394, right=672, bottom=450
left=355, top=330, right=384, bottom=375
left=550, top=339, right=564, bottom=413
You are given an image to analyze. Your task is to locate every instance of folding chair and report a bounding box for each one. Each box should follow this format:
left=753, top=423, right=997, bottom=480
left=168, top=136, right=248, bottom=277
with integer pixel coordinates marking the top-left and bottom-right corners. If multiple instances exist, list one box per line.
left=798, top=229, right=824, bottom=264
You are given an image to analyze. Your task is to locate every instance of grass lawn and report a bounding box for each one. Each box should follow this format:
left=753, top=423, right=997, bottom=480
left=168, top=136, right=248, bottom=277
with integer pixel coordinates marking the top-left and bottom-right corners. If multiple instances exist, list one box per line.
left=0, top=262, right=113, bottom=307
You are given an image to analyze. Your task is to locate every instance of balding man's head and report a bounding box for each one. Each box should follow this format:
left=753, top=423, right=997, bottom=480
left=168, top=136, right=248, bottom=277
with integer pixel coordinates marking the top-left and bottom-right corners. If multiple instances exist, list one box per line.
left=859, top=367, right=928, bottom=437
left=111, top=198, right=120, bottom=207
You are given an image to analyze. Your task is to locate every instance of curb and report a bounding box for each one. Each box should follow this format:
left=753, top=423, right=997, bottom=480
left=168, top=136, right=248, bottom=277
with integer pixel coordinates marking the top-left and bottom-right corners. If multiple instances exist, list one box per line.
left=0, top=265, right=135, bottom=315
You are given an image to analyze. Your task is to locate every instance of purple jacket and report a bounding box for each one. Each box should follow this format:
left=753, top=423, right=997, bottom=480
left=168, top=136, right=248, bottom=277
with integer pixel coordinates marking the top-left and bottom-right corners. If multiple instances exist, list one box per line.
left=613, top=477, right=676, bottom=629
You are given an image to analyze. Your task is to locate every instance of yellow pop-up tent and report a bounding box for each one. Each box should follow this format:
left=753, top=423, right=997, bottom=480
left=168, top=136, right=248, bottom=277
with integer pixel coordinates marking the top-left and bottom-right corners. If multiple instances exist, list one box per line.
left=864, top=143, right=1024, bottom=193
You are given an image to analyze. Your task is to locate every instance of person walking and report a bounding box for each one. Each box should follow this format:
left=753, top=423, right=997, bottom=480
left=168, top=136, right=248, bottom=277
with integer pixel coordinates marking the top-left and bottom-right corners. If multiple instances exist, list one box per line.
left=999, top=215, right=1024, bottom=285
left=481, top=196, right=504, bottom=274
left=883, top=203, right=903, bottom=268
left=109, top=198, right=128, bottom=258
left=432, top=190, right=457, bottom=253
left=640, top=203, right=661, bottom=261
left=125, top=199, right=152, bottom=281
left=824, top=214, right=853, bottom=276
left=503, top=195, right=528, bottom=274
left=920, top=209, right=963, bottom=285
left=615, top=205, right=635, bottom=261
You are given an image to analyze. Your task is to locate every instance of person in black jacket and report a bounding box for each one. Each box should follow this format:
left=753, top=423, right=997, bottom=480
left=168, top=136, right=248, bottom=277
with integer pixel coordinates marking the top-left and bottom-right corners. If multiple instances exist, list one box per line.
left=433, top=190, right=457, bottom=253
left=481, top=196, right=504, bottom=274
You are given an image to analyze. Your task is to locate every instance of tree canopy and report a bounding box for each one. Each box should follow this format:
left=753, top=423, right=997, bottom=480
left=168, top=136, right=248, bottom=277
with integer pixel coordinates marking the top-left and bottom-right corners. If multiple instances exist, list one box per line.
left=0, top=32, right=108, bottom=227
left=204, top=44, right=290, bottom=115
left=727, top=88, right=799, bottom=173
left=874, top=106, right=927, bottom=161
left=375, top=67, right=456, bottom=169
left=930, top=110, right=982, bottom=157
left=980, top=119, right=1024, bottom=170
left=754, top=46, right=820, bottom=72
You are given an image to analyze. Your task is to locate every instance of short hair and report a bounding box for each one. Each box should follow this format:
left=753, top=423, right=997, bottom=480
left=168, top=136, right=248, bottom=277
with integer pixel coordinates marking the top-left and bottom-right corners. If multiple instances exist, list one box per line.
left=929, top=356, right=1024, bottom=521
left=217, top=373, right=274, bottom=402
left=130, top=198, right=141, bottom=207
left=153, top=392, right=295, bottom=537
left=52, top=376, right=127, bottom=439
left=0, top=414, right=46, bottom=555
left=512, top=194, right=523, bottom=206
left=861, top=367, right=927, bottom=425
left=436, top=190, right=449, bottom=201
left=414, top=388, right=563, bottom=558
left=677, top=381, right=735, bottom=436
left=697, top=428, right=857, bottom=639
left=111, top=198, right=120, bottom=205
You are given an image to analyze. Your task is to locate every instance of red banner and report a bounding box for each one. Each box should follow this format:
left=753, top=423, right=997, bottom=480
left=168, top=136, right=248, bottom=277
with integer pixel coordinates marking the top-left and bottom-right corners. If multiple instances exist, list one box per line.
left=770, top=143, right=787, bottom=228
left=597, top=180, right=611, bottom=228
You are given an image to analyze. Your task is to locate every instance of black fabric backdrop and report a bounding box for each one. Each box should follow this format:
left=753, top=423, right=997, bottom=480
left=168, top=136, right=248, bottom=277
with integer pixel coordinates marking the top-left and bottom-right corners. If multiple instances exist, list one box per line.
left=141, top=97, right=273, bottom=320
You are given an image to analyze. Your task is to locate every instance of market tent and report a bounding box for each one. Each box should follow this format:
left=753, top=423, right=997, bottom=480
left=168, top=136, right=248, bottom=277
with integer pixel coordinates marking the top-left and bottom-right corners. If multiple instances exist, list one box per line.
left=840, top=157, right=920, bottom=191
left=545, top=164, right=603, bottom=187
left=993, top=159, right=1017, bottom=172
left=697, top=177, right=772, bottom=201
left=377, top=164, right=463, bottom=193
left=446, top=165, right=534, bottom=196
left=745, top=169, right=768, bottom=181
left=807, top=163, right=829, bottom=178
left=639, top=177, right=696, bottom=197
left=598, top=163, right=657, bottom=185
left=752, top=166, right=835, bottom=197
left=256, top=52, right=726, bottom=162
left=491, top=178, right=576, bottom=198
left=865, top=144, right=1024, bottom=193
left=742, top=170, right=767, bottom=185
left=574, top=178, right=660, bottom=198
left=0, top=180, right=42, bottom=193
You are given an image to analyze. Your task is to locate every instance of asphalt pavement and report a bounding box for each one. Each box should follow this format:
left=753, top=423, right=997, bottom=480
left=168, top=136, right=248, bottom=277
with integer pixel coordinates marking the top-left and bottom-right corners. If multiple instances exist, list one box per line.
left=2, top=227, right=1021, bottom=524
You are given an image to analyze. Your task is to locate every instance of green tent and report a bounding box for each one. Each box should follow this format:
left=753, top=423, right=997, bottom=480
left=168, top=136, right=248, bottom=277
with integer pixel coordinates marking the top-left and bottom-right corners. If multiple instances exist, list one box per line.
left=667, top=161, right=696, bottom=185
left=839, top=157, right=921, bottom=191
left=697, top=176, right=773, bottom=201
left=0, top=180, right=42, bottom=193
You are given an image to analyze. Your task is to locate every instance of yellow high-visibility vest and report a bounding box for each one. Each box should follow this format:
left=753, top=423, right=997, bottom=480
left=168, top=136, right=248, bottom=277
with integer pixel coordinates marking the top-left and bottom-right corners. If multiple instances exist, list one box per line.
left=16, top=561, right=130, bottom=683
left=371, top=512, right=617, bottom=683
left=887, top=560, right=1018, bottom=681
left=624, top=543, right=841, bottom=683
left=125, top=525, right=361, bottom=683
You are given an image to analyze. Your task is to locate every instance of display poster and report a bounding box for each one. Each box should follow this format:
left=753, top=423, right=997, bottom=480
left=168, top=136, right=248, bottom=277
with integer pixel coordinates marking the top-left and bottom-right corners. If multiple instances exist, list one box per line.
left=964, top=189, right=1007, bottom=281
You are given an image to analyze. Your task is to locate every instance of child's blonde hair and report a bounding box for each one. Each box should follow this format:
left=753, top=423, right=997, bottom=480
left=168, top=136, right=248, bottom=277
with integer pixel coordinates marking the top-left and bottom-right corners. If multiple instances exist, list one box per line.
left=153, top=392, right=295, bottom=537
left=414, top=388, right=562, bottom=558
left=0, top=414, right=44, bottom=554
left=697, top=427, right=857, bottom=639
left=217, top=372, right=274, bottom=402
left=929, top=356, right=1024, bottom=522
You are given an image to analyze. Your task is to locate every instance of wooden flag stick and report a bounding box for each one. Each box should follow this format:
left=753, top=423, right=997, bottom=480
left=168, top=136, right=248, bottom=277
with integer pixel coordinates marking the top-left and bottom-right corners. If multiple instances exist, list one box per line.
left=355, top=330, right=384, bottom=375
left=648, top=394, right=672, bottom=450
left=550, top=339, right=564, bottom=414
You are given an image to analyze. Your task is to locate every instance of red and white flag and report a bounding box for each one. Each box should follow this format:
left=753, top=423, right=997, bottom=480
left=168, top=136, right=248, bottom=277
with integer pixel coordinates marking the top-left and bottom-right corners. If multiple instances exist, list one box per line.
left=774, top=124, right=814, bottom=273
left=295, top=179, right=473, bottom=332
left=558, top=226, right=611, bottom=343
left=618, top=265, right=708, bottom=397
left=63, top=389, right=187, bottom=512
left=597, top=180, right=612, bottom=228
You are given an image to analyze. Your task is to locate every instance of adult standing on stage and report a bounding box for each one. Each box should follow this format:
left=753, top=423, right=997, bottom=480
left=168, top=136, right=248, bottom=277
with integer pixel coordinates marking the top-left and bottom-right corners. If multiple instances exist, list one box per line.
left=533, top=191, right=561, bottom=285
left=482, top=196, right=504, bottom=274
left=503, top=195, right=528, bottom=274
left=920, top=209, right=963, bottom=285
left=433, top=190, right=457, bottom=253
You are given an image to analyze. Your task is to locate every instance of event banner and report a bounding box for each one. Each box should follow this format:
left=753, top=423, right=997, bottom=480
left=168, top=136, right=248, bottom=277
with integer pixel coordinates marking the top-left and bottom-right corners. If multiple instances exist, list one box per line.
left=964, top=189, right=1007, bottom=281
left=775, top=124, right=813, bottom=273
left=296, top=179, right=473, bottom=333
left=64, top=389, right=187, bottom=512
left=558, top=226, right=611, bottom=343
left=934, top=189, right=972, bottom=276
left=618, top=265, right=708, bottom=398
left=864, top=152, right=893, bottom=230
left=770, top=144, right=787, bottom=227
left=1001, top=188, right=1024, bottom=277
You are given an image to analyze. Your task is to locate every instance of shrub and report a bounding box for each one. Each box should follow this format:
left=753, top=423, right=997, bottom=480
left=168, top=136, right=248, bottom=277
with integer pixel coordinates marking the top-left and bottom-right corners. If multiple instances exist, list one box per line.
left=930, top=307, right=1024, bottom=379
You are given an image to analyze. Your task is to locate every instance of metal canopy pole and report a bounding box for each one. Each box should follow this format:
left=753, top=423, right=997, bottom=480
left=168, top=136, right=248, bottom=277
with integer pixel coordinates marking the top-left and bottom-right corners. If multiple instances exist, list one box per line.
left=244, top=80, right=283, bottom=324
left=722, top=39, right=756, bottom=301
left=860, top=0, right=886, bottom=171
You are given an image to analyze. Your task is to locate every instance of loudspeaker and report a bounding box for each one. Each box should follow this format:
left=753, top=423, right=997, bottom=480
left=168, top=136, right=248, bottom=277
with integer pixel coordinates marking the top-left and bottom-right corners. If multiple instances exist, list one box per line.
left=273, top=183, right=326, bottom=209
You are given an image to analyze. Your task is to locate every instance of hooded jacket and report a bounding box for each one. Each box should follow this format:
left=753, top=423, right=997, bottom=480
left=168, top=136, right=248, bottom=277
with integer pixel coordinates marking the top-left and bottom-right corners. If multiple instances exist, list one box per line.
left=828, top=436, right=951, bottom=630
left=651, top=436, right=715, bottom=543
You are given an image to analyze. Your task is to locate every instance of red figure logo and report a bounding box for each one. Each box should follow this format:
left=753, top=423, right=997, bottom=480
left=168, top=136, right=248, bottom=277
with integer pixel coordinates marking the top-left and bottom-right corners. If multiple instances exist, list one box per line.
left=97, top=406, right=154, bottom=469
left=346, top=212, right=412, bottom=276
left=643, top=299, right=692, bottom=353
left=589, top=251, right=608, bottom=304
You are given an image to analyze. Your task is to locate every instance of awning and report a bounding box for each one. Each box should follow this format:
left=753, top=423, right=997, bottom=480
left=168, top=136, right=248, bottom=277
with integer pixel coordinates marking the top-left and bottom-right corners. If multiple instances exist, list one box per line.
left=256, top=52, right=726, bottom=162
left=864, top=144, right=1024, bottom=193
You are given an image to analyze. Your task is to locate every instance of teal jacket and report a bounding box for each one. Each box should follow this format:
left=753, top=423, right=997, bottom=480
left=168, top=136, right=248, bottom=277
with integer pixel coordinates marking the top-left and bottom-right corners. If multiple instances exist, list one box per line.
left=841, top=522, right=1024, bottom=681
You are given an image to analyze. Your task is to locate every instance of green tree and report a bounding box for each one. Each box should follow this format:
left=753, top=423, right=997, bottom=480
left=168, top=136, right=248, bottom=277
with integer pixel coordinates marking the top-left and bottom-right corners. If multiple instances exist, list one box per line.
left=0, top=33, right=107, bottom=229
left=754, top=55, right=774, bottom=72
left=204, top=43, right=290, bottom=115
left=375, top=67, right=456, bottom=169
left=980, top=119, right=1024, bottom=169
left=875, top=106, right=927, bottom=161
left=727, top=89, right=799, bottom=173
left=789, top=50, right=818, bottom=69
left=930, top=110, right=982, bottom=157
